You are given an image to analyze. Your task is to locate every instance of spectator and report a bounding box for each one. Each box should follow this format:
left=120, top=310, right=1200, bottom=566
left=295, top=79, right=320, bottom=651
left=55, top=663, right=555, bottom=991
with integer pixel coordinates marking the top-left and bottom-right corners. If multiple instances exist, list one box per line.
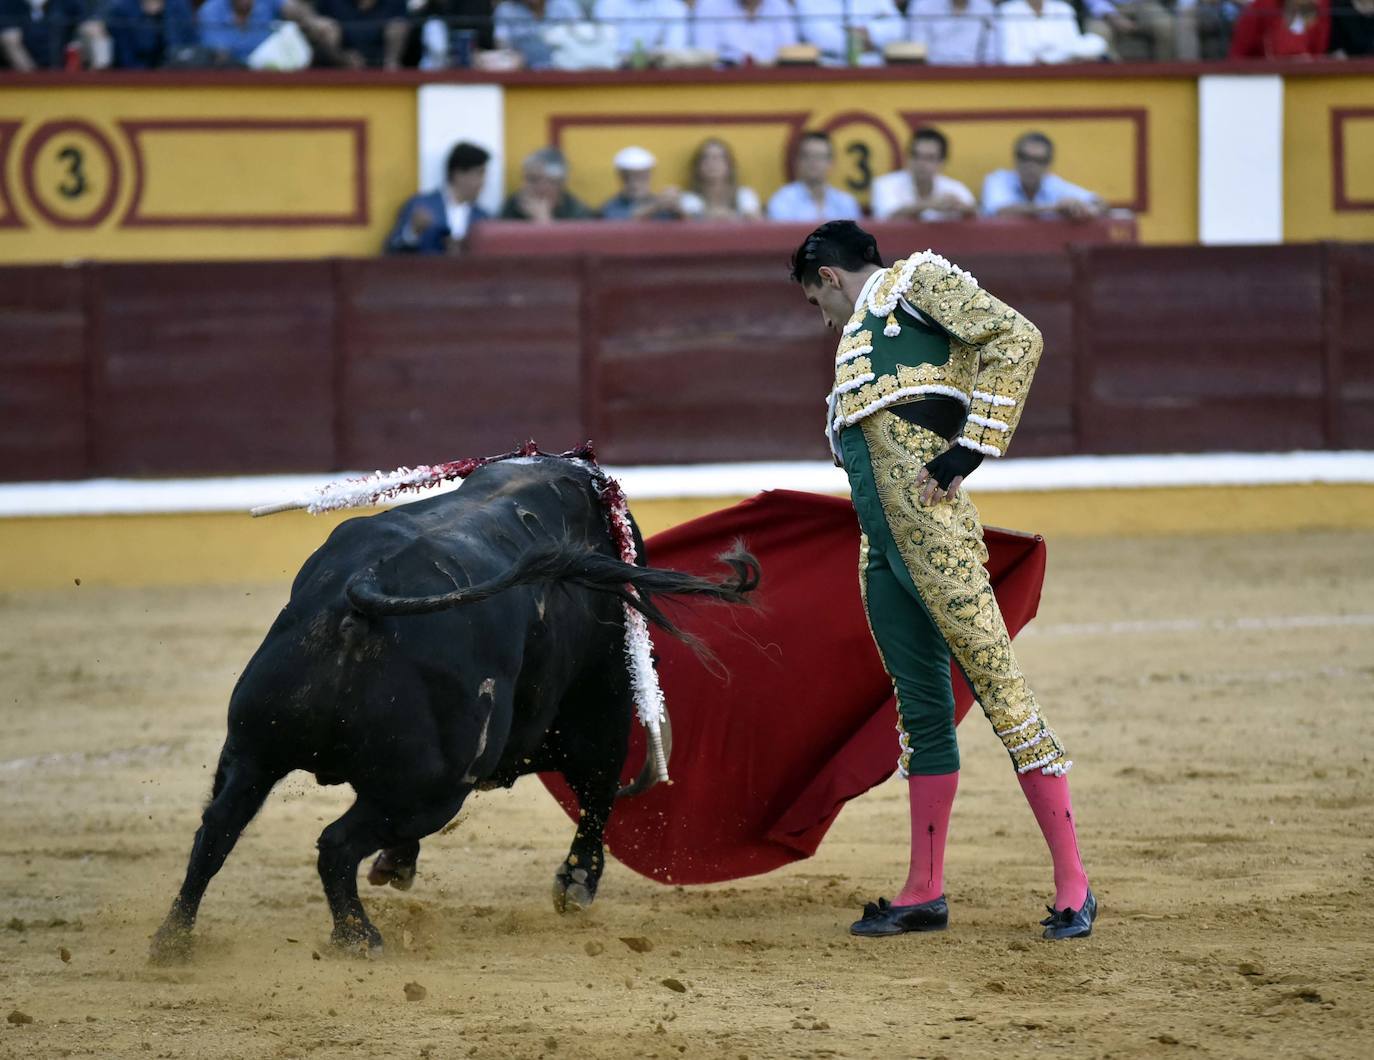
left=385, top=141, right=491, bottom=255
left=492, top=0, right=582, bottom=68
left=592, top=0, right=688, bottom=64
left=871, top=127, right=976, bottom=222
left=499, top=146, right=595, bottom=222
left=906, top=0, right=999, bottom=63
left=1082, top=0, right=1179, bottom=60
left=599, top=146, right=685, bottom=220
left=679, top=137, right=763, bottom=221
left=981, top=131, right=1104, bottom=219
left=997, top=0, right=1109, bottom=62
left=1192, top=1, right=1245, bottom=57
left=794, top=0, right=905, bottom=64
left=767, top=131, right=863, bottom=223
left=1230, top=0, right=1330, bottom=55
left=314, top=0, right=410, bottom=67
left=406, top=0, right=496, bottom=69
left=197, top=0, right=330, bottom=64
left=693, top=0, right=800, bottom=65
left=108, top=0, right=196, bottom=68
left=1330, top=0, right=1374, bottom=54
left=0, top=0, right=111, bottom=68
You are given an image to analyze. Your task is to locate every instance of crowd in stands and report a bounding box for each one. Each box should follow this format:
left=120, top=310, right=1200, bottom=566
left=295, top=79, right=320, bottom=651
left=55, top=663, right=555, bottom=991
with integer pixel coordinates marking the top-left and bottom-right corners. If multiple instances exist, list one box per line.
left=2, top=0, right=1370, bottom=69
left=385, top=128, right=1109, bottom=252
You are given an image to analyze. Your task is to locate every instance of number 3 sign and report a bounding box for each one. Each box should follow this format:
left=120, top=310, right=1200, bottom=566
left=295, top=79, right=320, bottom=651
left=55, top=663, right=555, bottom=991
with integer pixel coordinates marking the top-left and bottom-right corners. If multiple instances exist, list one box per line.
left=18, top=120, right=122, bottom=229
left=815, top=112, right=902, bottom=200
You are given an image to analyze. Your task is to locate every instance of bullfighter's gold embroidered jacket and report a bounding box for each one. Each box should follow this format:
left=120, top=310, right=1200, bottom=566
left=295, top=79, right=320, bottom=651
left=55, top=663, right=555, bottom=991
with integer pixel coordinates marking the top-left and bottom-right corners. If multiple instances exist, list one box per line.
left=827, top=252, right=1044, bottom=460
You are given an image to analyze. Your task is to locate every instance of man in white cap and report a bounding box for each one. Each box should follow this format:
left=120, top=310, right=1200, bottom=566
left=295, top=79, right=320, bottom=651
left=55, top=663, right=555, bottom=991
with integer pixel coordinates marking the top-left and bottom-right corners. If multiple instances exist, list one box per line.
left=599, top=146, right=685, bottom=221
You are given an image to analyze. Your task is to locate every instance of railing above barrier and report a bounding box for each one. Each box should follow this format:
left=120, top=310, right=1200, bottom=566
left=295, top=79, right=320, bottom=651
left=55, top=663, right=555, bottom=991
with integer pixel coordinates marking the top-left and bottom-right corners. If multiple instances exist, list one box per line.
left=6, top=56, right=1373, bottom=84
left=466, top=218, right=1137, bottom=258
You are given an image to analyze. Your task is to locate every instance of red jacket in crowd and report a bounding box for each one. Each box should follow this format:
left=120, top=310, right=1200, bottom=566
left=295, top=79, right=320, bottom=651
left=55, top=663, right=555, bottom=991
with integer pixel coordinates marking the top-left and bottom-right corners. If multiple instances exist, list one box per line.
left=1230, top=0, right=1333, bottom=57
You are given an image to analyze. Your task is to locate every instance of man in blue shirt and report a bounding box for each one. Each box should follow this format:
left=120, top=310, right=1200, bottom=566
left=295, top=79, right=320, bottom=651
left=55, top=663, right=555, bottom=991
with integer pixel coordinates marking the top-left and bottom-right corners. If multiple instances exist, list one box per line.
left=980, top=131, right=1104, bottom=220
left=767, top=132, right=863, bottom=224
left=198, top=0, right=323, bottom=64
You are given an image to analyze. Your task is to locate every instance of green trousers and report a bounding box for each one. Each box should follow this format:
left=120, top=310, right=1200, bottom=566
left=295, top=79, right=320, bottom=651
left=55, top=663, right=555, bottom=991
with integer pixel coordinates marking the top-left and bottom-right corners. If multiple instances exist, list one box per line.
left=839, top=410, right=1069, bottom=777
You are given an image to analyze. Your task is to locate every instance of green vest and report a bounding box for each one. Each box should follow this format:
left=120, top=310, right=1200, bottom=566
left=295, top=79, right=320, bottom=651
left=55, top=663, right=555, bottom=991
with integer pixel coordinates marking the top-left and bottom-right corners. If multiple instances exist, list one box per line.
left=831, top=299, right=978, bottom=436
left=861, top=301, right=952, bottom=379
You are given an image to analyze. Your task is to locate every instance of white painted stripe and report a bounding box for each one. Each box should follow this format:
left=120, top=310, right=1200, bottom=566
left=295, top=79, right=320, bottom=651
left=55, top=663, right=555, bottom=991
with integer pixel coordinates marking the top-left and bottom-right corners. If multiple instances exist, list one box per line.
left=1199, top=75, right=1284, bottom=245
left=1021, top=613, right=1374, bottom=639
left=1, top=451, right=1371, bottom=518
left=1127, top=664, right=1360, bottom=687
left=417, top=84, right=505, bottom=216
left=0, top=742, right=177, bottom=773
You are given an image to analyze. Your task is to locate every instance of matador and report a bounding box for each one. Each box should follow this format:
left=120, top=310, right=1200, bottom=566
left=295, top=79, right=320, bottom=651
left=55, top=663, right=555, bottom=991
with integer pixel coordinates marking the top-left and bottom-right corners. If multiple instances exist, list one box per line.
left=790, top=221, right=1096, bottom=940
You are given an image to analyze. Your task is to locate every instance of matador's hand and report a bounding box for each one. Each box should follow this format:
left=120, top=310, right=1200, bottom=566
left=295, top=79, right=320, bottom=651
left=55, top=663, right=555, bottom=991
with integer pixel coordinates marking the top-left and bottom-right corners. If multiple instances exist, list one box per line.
left=916, top=446, right=984, bottom=504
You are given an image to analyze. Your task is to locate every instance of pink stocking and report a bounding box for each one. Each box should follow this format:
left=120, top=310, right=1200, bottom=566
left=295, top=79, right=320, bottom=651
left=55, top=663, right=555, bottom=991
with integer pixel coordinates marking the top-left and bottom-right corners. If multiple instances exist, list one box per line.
left=1017, top=771, right=1090, bottom=911
left=894, top=771, right=958, bottom=906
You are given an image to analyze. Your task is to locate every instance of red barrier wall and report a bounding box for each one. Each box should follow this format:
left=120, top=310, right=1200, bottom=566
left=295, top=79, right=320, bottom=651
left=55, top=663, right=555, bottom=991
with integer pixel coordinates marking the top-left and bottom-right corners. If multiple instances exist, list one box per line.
left=1075, top=245, right=1330, bottom=454
left=0, top=266, right=87, bottom=481
left=334, top=257, right=586, bottom=471
left=1327, top=244, right=1374, bottom=450
left=90, top=262, right=339, bottom=477
left=1, top=240, right=1369, bottom=482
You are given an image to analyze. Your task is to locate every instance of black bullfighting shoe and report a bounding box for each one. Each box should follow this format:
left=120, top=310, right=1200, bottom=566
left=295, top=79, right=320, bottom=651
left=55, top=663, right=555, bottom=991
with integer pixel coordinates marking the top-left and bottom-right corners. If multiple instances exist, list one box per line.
left=849, top=895, right=949, bottom=937
left=1040, top=888, right=1097, bottom=940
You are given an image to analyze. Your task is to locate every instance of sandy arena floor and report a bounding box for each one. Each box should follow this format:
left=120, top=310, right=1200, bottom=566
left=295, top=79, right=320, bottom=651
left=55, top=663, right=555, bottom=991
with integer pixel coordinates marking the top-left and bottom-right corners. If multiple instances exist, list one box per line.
left=2, top=528, right=1372, bottom=1059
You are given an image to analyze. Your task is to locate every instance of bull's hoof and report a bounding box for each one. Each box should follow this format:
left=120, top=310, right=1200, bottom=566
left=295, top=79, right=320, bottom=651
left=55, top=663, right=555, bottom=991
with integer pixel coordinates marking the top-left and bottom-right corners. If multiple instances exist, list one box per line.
left=552, top=865, right=596, bottom=915
left=148, top=923, right=193, bottom=965
left=331, top=917, right=384, bottom=957
left=367, top=852, right=416, bottom=891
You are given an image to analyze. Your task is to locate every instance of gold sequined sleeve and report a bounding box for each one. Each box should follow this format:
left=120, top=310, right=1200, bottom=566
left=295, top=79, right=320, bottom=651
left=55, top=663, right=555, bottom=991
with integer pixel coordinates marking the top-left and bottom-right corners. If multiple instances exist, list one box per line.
left=904, top=261, right=1043, bottom=457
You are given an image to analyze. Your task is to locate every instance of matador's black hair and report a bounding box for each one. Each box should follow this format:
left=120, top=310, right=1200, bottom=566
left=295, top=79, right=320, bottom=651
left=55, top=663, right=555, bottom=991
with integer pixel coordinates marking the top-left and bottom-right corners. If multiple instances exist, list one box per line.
left=789, top=221, right=884, bottom=287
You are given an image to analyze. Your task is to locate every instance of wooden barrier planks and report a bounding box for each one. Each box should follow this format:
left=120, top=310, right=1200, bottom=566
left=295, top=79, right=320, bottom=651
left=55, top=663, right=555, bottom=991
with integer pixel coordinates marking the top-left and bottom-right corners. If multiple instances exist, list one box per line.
left=0, top=241, right=1369, bottom=482
left=1076, top=245, right=1328, bottom=453
left=585, top=254, right=834, bottom=464
left=87, top=261, right=337, bottom=476
left=0, top=266, right=88, bottom=480
left=333, top=258, right=584, bottom=468
left=1326, top=244, right=1374, bottom=450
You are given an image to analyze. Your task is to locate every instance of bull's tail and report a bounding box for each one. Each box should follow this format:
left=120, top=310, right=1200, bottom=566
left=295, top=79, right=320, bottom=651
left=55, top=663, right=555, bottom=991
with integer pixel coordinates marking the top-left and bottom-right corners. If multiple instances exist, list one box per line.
left=344, top=541, right=759, bottom=640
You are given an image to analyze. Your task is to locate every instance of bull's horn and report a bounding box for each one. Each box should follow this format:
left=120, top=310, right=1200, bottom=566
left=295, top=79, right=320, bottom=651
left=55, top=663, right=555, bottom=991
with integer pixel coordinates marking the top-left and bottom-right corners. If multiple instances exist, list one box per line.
left=617, top=706, right=673, bottom=800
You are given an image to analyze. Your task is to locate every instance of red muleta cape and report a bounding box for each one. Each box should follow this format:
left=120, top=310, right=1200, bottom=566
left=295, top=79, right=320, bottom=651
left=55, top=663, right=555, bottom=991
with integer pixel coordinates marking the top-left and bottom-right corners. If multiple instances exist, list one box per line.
left=541, top=489, right=1046, bottom=885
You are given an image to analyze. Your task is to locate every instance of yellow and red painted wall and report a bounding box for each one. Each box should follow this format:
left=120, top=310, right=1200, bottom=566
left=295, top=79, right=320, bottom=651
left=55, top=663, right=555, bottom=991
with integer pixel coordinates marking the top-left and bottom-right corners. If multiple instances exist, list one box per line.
left=0, top=61, right=1372, bottom=264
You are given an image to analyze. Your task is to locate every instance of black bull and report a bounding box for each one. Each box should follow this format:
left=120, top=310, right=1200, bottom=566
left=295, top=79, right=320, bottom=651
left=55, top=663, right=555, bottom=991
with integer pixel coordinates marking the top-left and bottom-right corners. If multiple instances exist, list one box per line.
left=151, top=457, right=757, bottom=959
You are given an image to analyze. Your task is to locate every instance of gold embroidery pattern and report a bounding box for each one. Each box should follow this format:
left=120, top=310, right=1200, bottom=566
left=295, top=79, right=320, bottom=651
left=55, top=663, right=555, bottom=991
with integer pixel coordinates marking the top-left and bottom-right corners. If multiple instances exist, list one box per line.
left=835, top=355, right=976, bottom=424
left=835, top=356, right=874, bottom=388
left=836, top=329, right=874, bottom=363
left=857, top=534, right=913, bottom=776
left=903, top=262, right=1043, bottom=456
left=829, top=257, right=1039, bottom=457
left=860, top=411, right=1067, bottom=774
